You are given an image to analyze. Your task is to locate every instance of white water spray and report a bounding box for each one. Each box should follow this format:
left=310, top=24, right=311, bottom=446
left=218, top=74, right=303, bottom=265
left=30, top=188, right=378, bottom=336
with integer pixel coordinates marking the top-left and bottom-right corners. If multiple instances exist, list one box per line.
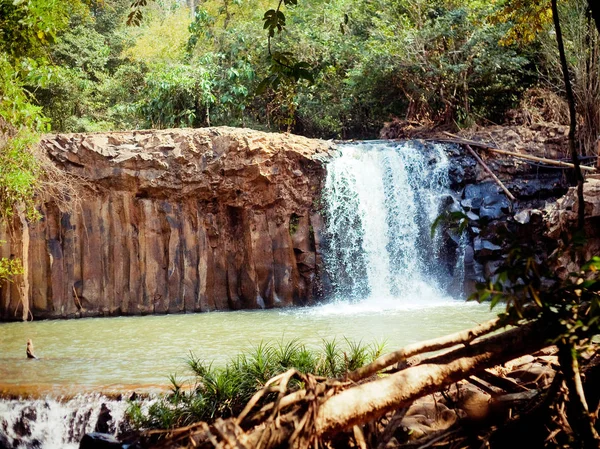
left=0, top=394, right=132, bottom=449
left=322, top=141, right=453, bottom=308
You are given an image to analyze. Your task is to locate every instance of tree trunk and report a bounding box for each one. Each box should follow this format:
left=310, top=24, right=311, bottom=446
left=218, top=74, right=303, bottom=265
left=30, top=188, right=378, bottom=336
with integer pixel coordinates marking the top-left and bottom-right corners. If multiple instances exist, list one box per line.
left=588, top=0, right=600, bottom=37
left=238, top=321, right=552, bottom=449
left=315, top=320, right=549, bottom=436
left=552, top=0, right=586, bottom=231
left=557, top=341, right=600, bottom=448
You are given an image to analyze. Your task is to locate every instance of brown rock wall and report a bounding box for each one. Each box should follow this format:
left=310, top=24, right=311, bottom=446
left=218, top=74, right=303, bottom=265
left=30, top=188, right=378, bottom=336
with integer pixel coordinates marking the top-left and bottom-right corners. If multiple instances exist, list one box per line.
left=0, top=127, right=332, bottom=320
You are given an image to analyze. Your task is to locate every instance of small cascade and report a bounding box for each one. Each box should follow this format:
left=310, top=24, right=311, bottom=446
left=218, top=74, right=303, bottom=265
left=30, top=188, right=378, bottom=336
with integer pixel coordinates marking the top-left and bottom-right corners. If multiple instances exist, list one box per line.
left=0, top=394, right=132, bottom=449
left=322, top=141, right=455, bottom=305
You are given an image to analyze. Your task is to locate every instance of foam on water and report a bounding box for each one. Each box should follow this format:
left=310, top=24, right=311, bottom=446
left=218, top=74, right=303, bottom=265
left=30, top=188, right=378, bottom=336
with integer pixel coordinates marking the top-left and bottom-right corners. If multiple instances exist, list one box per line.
left=0, top=394, right=134, bottom=449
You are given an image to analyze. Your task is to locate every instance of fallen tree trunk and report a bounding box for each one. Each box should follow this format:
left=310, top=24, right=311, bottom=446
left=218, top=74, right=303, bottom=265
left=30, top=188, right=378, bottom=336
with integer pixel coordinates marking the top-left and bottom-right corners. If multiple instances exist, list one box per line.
left=346, top=317, right=502, bottom=382
left=315, top=320, right=550, bottom=436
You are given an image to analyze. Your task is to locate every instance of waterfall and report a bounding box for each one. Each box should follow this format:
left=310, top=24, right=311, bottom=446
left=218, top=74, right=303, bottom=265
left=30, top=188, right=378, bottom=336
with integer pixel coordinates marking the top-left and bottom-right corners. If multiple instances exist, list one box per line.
left=0, top=394, right=134, bottom=449
left=322, top=141, right=454, bottom=307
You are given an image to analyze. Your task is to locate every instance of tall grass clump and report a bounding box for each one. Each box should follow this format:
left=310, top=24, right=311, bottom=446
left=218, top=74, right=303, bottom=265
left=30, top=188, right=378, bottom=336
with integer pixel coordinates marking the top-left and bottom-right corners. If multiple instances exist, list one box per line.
left=128, top=338, right=386, bottom=430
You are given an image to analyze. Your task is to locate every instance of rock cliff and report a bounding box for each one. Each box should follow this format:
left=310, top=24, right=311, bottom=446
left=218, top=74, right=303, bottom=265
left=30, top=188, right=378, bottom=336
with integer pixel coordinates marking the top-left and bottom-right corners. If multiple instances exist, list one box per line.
left=545, top=175, right=600, bottom=275
left=0, top=127, right=333, bottom=320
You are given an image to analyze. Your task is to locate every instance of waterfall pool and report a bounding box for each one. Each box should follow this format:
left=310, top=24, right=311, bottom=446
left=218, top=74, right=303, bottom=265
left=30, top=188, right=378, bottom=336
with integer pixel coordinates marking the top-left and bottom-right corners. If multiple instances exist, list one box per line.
left=0, top=299, right=497, bottom=449
left=0, top=300, right=496, bottom=396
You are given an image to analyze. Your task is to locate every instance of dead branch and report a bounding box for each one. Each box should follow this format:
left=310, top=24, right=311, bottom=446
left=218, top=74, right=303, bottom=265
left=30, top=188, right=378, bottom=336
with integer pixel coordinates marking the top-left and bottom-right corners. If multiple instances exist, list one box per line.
left=476, top=370, right=528, bottom=394
left=375, top=406, right=411, bottom=449
left=440, top=132, right=597, bottom=172
left=346, top=317, right=502, bottom=382
left=464, top=144, right=516, bottom=202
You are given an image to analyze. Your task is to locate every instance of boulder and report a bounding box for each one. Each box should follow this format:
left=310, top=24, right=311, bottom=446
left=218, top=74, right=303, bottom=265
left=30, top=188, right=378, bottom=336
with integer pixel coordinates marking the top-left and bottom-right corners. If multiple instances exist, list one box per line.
left=79, top=433, right=124, bottom=449
left=399, top=397, right=458, bottom=440
left=474, top=238, right=502, bottom=257
left=506, top=363, right=555, bottom=389
left=0, top=434, right=10, bottom=449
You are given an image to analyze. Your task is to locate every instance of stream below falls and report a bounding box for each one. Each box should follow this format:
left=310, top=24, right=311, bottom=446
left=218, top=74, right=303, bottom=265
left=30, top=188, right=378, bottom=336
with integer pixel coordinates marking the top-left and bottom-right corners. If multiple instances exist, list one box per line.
left=0, top=303, right=495, bottom=395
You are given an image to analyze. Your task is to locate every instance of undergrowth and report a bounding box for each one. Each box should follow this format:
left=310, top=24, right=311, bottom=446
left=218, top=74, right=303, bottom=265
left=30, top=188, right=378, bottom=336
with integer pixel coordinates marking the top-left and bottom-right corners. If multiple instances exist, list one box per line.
left=128, top=338, right=385, bottom=430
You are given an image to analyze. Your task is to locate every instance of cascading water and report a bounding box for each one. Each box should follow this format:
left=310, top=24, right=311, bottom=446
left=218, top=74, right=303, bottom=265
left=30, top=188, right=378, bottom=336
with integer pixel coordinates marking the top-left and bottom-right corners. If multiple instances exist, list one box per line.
left=0, top=394, right=136, bottom=449
left=322, top=141, right=457, bottom=308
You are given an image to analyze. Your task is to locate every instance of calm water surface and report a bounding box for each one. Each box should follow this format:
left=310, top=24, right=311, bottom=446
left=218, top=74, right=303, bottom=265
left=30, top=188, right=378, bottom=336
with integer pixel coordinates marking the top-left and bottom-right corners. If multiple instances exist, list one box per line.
left=0, top=299, right=495, bottom=395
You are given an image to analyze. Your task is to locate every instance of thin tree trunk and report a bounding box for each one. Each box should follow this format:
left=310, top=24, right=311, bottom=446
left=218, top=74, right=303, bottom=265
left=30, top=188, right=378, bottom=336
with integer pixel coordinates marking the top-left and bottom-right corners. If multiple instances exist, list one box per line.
left=347, top=317, right=501, bottom=382
left=557, top=340, right=600, bottom=448
left=588, top=0, right=600, bottom=37
left=552, top=0, right=586, bottom=231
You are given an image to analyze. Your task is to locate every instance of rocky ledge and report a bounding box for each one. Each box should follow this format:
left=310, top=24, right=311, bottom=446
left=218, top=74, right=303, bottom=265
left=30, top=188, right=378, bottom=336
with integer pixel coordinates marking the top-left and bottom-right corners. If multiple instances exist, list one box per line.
left=0, top=127, right=333, bottom=321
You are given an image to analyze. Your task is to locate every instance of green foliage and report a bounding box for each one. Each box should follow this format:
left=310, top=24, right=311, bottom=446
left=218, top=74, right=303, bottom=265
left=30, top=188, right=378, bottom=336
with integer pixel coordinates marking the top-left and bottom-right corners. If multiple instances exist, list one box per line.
left=0, top=255, right=24, bottom=282
left=138, top=62, right=214, bottom=128
left=470, top=238, right=600, bottom=347
left=491, top=0, right=552, bottom=45
left=431, top=210, right=469, bottom=238
left=0, top=0, right=84, bottom=59
left=0, top=0, right=89, bottom=282
left=0, top=55, right=46, bottom=221
left=9, top=0, right=589, bottom=138
left=114, top=0, right=541, bottom=137
left=128, top=338, right=385, bottom=429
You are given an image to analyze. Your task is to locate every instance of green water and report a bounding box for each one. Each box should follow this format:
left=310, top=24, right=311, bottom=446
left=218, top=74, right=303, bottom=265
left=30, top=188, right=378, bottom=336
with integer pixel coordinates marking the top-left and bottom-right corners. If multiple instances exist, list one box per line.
left=0, top=300, right=496, bottom=395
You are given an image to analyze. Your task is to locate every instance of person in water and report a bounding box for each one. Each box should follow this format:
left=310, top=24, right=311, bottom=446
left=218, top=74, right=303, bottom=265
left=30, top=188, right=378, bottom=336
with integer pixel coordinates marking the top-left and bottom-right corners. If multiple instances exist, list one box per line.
left=26, top=339, right=37, bottom=359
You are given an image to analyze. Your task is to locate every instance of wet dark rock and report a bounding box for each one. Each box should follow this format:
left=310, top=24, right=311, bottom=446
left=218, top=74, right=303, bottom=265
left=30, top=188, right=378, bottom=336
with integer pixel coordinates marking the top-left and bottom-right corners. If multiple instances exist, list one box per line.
left=440, top=194, right=456, bottom=208
left=464, top=245, right=475, bottom=265
left=461, top=197, right=483, bottom=210
left=479, top=194, right=512, bottom=220
left=466, top=211, right=479, bottom=221
left=79, top=433, right=125, bottom=449
left=94, top=404, right=113, bottom=434
left=447, top=152, right=477, bottom=189
left=448, top=200, right=463, bottom=214
left=508, top=175, right=567, bottom=200
left=0, top=434, right=10, bottom=449
left=474, top=238, right=502, bottom=257
left=464, top=182, right=500, bottom=201
left=13, top=406, right=36, bottom=438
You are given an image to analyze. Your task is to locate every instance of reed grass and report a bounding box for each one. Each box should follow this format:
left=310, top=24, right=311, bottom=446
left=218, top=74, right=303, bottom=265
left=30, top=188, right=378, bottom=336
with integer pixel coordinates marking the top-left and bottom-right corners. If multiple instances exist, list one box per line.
left=128, top=338, right=386, bottom=430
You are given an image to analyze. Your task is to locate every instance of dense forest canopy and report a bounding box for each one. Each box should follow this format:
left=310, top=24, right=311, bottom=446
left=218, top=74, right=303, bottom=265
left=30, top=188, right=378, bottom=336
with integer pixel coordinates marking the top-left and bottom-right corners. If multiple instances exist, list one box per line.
left=0, top=0, right=597, bottom=139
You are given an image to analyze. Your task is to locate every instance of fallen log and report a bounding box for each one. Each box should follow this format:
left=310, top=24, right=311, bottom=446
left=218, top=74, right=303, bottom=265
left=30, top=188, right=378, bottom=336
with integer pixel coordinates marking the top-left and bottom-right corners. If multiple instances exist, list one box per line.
left=346, top=317, right=502, bottom=382
left=315, top=320, right=550, bottom=436
left=440, top=132, right=597, bottom=172
left=151, top=320, right=554, bottom=449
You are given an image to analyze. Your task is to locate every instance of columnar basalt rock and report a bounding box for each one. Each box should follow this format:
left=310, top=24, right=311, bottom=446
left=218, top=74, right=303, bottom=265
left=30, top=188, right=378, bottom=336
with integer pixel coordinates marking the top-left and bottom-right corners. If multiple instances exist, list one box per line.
left=0, top=127, right=333, bottom=321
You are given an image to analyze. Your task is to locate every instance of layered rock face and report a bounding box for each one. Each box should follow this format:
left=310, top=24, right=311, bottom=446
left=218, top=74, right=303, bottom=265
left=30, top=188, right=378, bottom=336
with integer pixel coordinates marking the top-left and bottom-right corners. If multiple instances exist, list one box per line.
left=545, top=176, right=600, bottom=274
left=0, top=127, right=332, bottom=321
